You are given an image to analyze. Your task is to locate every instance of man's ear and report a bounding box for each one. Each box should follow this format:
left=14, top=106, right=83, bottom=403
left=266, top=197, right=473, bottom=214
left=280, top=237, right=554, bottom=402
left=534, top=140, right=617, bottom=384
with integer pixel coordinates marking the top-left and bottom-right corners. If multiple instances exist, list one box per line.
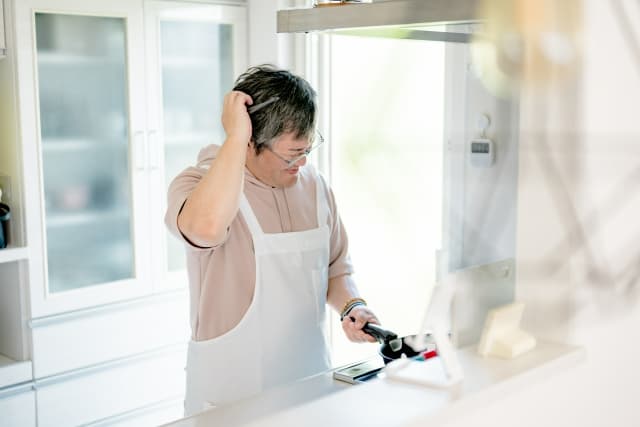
left=247, top=140, right=257, bottom=157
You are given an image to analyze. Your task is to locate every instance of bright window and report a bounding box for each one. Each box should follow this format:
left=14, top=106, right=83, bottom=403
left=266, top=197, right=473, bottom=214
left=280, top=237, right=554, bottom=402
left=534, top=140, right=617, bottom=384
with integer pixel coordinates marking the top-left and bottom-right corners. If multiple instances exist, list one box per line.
left=321, top=35, right=446, bottom=367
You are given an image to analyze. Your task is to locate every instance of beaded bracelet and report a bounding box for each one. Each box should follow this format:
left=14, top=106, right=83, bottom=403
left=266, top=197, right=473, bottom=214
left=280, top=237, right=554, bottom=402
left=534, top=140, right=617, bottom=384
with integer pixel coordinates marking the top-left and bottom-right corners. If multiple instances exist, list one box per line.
left=340, top=297, right=367, bottom=321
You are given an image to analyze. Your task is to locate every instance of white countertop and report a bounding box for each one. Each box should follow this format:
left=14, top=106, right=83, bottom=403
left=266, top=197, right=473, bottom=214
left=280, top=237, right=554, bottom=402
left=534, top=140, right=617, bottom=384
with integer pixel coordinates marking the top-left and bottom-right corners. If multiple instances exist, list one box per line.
left=164, top=340, right=583, bottom=427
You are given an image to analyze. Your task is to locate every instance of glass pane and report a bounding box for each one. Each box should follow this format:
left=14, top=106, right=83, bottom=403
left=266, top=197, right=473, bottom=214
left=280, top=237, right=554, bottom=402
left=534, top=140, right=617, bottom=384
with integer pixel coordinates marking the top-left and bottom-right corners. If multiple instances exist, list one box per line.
left=159, top=20, right=234, bottom=271
left=328, top=35, right=445, bottom=367
left=35, top=13, right=134, bottom=293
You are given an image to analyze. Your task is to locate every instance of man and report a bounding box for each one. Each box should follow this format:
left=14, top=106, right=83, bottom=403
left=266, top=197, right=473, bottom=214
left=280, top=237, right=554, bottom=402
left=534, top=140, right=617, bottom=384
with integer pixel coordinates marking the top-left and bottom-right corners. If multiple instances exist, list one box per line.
left=166, top=65, right=379, bottom=415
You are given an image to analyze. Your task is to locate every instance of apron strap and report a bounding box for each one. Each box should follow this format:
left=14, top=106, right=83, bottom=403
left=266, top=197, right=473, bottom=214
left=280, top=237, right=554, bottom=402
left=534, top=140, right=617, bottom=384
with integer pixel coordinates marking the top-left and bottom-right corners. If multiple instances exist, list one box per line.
left=239, top=194, right=264, bottom=239
left=314, top=172, right=330, bottom=228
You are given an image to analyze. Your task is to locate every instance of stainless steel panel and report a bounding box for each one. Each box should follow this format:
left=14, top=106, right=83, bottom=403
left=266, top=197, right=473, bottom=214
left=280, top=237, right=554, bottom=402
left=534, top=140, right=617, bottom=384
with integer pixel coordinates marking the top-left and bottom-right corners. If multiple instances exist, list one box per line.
left=333, top=27, right=472, bottom=43
left=277, top=0, right=479, bottom=34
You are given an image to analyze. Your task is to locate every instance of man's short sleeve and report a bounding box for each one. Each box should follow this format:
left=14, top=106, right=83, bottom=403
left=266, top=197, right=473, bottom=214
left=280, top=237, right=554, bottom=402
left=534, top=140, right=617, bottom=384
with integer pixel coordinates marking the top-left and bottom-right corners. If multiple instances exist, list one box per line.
left=317, top=174, right=355, bottom=279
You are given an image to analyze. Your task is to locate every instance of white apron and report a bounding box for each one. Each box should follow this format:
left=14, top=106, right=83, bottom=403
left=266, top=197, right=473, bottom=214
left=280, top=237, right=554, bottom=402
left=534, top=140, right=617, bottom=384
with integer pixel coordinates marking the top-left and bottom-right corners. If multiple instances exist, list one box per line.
left=184, top=171, right=332, bottom=416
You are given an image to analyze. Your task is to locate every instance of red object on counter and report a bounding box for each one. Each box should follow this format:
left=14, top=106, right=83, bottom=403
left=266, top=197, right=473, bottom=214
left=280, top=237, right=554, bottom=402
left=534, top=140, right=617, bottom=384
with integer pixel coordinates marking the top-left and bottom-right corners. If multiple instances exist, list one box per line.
left=421, top=350, right=438, bottom=360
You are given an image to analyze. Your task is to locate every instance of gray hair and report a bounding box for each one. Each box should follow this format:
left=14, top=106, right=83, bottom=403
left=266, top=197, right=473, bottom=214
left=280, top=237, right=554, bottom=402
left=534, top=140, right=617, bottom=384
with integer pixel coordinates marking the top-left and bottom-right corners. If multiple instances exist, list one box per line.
left=233, top=65, right=316, bottom=155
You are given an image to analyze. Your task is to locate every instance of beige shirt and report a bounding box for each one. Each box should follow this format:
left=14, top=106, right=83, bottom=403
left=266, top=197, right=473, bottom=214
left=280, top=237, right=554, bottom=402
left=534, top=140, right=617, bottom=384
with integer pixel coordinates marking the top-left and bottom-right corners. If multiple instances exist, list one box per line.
left=165, top=144, right=354, bottom=341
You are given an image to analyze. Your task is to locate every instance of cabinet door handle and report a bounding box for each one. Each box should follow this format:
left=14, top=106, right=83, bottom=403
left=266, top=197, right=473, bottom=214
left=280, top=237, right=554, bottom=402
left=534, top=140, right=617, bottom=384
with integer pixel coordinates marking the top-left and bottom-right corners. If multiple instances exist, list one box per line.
left=148, top=129, right=160, bottom=170
left=133, top=130, right=147, bottom=171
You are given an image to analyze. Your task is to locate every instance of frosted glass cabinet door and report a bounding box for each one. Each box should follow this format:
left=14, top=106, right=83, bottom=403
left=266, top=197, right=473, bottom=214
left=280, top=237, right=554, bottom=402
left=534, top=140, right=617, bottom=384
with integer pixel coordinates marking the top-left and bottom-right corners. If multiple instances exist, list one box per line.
left=145, top=2, right=247, bottom=286
left=161, top=21, right=234, bottom=272
left=35, top=13, right=134, bottom=292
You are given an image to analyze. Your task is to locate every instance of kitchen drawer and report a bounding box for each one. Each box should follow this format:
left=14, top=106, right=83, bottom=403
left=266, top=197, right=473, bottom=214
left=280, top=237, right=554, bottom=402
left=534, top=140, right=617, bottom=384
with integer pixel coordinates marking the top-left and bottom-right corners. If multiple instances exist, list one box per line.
left=0, top=386, right=36, bottom=427
left=31, top=292, right=189, bottom=378
left=36, top=348, right=186, bottom=427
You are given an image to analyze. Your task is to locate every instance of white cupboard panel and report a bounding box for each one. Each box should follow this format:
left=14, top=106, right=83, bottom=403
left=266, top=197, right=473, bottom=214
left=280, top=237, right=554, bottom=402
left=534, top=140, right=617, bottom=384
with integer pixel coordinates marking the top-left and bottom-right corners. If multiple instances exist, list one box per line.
left=0, top=389, right=36, bottom=427
left=36, top=350, right=186, bottom=427
left=0, top=355, right=32, bottom=389
left=0, top=261, right=30, bottom=364
left=32, top=293, right=189, bottom=378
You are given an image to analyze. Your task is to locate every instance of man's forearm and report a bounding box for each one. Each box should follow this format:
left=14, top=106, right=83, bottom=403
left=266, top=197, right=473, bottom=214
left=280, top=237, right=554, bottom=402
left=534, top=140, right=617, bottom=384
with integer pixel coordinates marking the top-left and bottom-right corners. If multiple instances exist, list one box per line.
left=327, top=273, right=361, bottom=314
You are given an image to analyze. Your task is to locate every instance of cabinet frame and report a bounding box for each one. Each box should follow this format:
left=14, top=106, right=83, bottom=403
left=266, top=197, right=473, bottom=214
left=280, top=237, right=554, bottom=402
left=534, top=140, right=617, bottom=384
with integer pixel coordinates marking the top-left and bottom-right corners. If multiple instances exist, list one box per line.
left=14, top=0, right=248, bottom=317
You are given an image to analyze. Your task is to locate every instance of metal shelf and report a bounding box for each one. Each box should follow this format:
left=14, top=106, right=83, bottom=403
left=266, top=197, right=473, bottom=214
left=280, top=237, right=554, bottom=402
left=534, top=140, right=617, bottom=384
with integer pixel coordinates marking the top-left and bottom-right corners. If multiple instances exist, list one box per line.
left=277, top=0, right=479, bottom=35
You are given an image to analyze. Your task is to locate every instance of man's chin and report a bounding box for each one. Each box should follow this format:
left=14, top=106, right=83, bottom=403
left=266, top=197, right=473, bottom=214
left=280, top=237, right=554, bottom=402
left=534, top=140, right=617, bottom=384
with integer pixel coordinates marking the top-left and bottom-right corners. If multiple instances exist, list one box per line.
left=280, top=172, right=299, bottom=188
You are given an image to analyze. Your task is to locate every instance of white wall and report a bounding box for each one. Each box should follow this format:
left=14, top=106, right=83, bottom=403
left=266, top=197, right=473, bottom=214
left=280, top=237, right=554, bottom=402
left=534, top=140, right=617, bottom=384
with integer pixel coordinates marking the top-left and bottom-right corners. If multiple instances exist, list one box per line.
left=247, top=0, right=277, bottom=65
left=459, top=82, right=518, bottom=268
left=444, top=1, right=640, bottom=425
left=0, top=0, right=25, bottom=246
left=247, top=0, right=306, bottom=69
left=446, top=43, right=519, bottom=271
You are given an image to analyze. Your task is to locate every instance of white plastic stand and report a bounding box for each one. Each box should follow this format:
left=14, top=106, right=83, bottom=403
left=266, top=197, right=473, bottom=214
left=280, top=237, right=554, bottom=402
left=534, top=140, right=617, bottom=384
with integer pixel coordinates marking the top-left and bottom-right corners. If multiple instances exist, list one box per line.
left=477, top=302, right=536, bottom=359
left=385, top=280, right=464, bottom=389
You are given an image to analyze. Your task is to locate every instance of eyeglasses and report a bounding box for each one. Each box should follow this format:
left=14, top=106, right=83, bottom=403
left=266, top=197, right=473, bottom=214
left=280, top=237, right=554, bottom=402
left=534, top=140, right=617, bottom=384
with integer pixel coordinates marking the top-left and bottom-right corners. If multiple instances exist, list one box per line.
left=265, top=130, right=325, bottom=168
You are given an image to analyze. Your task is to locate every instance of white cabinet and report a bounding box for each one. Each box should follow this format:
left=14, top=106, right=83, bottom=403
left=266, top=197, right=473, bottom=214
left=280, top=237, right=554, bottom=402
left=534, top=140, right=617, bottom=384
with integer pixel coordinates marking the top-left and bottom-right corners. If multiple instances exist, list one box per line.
left=0, top=386, right=36, bottom=427
left=35, top=348, right=186, bottom=427
left=30, top=293, right=189, bottom=378
left=15, top=0, right=151, bottom=317
left=0, top=354, right=32, bottom=389
left=8, top=0, right=246, bottom=317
